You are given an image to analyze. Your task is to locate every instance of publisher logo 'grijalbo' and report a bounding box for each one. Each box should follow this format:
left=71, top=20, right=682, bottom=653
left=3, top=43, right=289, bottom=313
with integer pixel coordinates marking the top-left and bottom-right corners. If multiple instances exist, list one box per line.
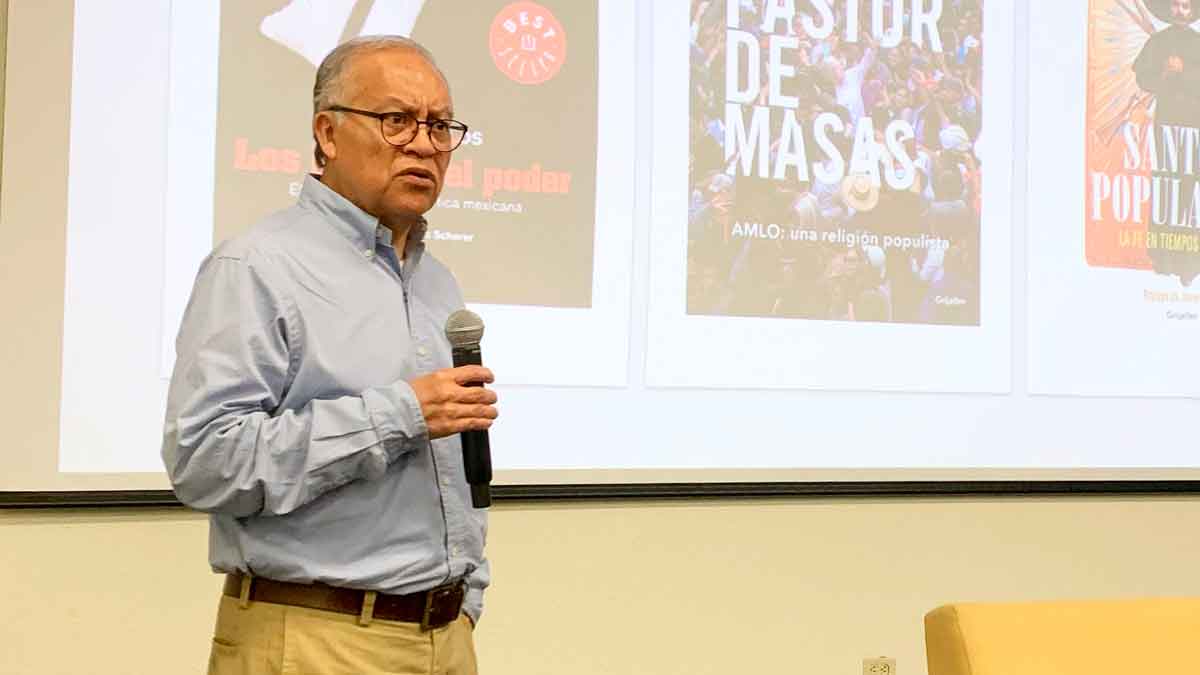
left=490, top=2, right=566, bottom=85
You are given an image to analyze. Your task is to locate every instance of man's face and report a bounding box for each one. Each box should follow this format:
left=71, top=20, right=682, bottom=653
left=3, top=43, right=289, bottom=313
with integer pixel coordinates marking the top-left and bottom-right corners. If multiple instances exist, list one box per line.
left=1173, top=0, right=1193, bottom=24
left=319, top=48, right=453, bottom=227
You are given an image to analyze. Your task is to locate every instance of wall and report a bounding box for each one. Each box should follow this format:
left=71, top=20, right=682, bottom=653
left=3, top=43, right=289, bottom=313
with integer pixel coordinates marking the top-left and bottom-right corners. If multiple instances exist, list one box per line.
left=3, top=497, right=1200, bottom=674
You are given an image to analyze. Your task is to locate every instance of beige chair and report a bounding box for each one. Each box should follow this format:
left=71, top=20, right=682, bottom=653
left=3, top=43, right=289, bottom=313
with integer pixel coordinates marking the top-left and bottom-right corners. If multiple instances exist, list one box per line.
left=925, top=597, right=1200, bottom=675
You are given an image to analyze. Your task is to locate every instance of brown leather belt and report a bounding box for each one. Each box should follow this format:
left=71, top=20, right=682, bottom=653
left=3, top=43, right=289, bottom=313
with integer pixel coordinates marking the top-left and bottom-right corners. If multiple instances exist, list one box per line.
left=223, top=573, right=465, bottom=630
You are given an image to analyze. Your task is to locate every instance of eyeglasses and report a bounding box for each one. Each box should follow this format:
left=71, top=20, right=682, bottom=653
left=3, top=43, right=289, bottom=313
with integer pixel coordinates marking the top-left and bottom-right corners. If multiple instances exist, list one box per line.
left=325, top=106, right=469, bottom=152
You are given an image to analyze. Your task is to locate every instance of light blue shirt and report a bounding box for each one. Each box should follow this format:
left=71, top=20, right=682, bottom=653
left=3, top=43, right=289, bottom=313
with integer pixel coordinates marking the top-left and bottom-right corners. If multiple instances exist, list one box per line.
left=162, top=175, right=488, bottom=621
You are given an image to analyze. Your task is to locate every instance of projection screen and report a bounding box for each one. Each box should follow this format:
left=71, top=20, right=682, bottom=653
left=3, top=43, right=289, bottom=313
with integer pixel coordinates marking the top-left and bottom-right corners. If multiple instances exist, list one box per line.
left=2, top=0, right=1199, bottom=505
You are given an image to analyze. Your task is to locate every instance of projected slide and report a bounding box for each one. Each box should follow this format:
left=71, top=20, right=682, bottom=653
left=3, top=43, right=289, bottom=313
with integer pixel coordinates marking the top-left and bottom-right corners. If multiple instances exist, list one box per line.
left=1028, top=0, right=1200, bottom=398
left=58, top=0, right=635, bottom=473
left=688, top=2, right=982, bottom=326
left=645, top=0, right=1014, bottom=391
left=214, top=0, right=599, bottom=309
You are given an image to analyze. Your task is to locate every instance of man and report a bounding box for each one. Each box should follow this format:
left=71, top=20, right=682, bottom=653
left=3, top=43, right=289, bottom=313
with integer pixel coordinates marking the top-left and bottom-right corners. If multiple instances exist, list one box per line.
left=1134, top=0, right=1200, bottom=283
left=1134, top=0, right=1200, bottom=129
left=829, top=41, right=877, bottom=124
left=917, top=155, right=980, bottom=325
left=162, top=36, right=495, bottom=675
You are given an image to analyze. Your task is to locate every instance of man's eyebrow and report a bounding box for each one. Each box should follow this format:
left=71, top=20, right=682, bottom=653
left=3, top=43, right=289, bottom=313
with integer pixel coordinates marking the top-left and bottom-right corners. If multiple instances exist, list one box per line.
left=376, top=98, right=453, bottom=118
left=378, top=98, right=417, bottom=112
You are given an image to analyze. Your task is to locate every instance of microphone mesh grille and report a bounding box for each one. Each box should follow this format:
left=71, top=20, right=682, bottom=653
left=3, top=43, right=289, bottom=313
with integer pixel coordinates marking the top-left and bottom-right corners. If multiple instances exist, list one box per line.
left=444, top=309, right=485, bottom=348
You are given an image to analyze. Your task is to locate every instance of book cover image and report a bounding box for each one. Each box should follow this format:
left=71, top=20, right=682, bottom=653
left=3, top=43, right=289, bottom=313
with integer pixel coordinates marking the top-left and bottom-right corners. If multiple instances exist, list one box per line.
left=1086, top=0, right=1200, bottom=285
left=686, top=0, right=984, bottom=325
left=213, top=0, right=599, bottom=307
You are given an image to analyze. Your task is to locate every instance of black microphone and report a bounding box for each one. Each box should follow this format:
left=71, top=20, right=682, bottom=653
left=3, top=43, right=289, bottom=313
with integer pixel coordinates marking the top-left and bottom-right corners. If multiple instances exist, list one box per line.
left=444, top=309, right=492, bottom=508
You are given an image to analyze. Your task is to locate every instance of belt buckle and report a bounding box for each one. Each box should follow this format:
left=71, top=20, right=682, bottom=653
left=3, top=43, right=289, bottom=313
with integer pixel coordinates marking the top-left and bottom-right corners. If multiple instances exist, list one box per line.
left=420, top=583, right=464, bottom=631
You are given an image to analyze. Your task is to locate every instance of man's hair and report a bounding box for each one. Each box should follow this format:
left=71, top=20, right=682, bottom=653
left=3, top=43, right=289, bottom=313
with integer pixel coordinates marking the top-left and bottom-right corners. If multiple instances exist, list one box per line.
left=311, top=35, right=448, bottom=168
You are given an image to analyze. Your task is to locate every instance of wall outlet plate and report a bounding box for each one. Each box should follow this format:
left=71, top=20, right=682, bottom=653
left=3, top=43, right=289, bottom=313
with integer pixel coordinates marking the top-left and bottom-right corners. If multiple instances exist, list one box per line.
left=863, top=657, right=896, bottom=675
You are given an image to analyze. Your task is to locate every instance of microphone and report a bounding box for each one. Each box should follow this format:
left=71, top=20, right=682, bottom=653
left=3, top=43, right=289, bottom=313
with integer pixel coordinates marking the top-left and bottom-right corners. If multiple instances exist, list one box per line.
left=444, top=309, right=492, bottom=508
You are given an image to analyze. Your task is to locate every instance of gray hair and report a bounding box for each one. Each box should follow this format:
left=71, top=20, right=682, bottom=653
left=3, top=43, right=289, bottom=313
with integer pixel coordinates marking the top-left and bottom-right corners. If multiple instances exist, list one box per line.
left=312, top=35, right=448, bottom=167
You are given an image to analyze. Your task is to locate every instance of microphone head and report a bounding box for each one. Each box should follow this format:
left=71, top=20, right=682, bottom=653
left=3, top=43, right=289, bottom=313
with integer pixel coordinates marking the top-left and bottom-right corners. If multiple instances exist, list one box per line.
left=445, top=309, right=485, bottom=349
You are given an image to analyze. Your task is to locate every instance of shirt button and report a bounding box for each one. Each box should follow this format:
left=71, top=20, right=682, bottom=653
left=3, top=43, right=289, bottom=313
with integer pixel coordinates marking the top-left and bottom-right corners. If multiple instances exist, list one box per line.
left=451, top=546, right=461, bottom=556
left=441, top=477, right=450, bottom=486
left=417, top=346, right=429, bottom=357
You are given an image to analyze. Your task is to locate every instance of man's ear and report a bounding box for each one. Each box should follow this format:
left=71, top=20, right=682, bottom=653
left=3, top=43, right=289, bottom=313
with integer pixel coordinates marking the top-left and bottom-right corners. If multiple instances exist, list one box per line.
left=314, top=112, right=337, bottom=165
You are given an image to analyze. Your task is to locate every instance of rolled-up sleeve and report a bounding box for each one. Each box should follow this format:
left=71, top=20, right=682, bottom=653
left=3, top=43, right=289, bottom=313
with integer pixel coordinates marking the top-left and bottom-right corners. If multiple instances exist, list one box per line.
left=462, top=556, right=491, bottom=624
left=161, top=254, right=428, bottom=517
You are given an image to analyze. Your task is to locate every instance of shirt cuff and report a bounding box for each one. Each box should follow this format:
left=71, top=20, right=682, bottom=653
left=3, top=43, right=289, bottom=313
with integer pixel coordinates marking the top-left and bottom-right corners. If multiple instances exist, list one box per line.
left=362, top=379, right=429, bottom=461
left=463, top=586, right=484, bottom=625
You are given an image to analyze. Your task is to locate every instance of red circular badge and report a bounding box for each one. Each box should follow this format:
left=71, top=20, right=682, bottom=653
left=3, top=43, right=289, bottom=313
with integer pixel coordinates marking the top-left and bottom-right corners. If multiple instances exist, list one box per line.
left=489, top=2, right=567, bottom=85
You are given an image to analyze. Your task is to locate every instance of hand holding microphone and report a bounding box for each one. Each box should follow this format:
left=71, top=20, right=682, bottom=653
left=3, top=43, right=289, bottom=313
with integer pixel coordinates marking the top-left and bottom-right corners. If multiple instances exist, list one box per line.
left=408, top=310, right=496, bottom=508
left=408, top=365, right=497, bottom=439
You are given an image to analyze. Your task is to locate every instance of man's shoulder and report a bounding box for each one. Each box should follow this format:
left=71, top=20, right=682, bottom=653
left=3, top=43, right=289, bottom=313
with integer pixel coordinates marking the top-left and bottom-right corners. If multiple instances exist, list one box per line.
left=413, top=248, right=466, bottom=300
left=210, top=204, right=317, bottom=265
left=417, top=248, right=455, bottom=278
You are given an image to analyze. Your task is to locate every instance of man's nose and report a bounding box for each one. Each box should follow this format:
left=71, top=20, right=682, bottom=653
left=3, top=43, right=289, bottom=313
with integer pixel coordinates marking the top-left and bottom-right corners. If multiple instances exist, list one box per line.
left=403, top=124, right=439, bottom=157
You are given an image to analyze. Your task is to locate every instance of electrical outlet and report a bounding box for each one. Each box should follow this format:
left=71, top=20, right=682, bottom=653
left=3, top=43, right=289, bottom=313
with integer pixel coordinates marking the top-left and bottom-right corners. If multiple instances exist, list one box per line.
left=863, top=656, right=896, bottom=675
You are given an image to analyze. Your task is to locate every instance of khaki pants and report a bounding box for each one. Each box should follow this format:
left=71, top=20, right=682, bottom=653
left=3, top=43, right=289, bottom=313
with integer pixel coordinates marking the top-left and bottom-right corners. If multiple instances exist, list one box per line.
left=207, top=594, right=478, bottom=675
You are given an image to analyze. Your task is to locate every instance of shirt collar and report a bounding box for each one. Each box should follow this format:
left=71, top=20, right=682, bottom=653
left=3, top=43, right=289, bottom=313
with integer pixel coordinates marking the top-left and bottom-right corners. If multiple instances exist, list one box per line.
left=298, top=174, right=428, bottom=260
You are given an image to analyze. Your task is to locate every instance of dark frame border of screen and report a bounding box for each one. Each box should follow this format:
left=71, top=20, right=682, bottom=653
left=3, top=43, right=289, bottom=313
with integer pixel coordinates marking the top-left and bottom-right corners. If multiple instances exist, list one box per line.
left=4, top=480, right=1200, bottom=508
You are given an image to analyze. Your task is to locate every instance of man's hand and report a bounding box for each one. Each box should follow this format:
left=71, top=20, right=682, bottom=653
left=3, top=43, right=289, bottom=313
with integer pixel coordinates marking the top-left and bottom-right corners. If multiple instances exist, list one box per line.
left=409, top=366, right=498, bottom=439
left=1168, top=55, right=1185, bottom=74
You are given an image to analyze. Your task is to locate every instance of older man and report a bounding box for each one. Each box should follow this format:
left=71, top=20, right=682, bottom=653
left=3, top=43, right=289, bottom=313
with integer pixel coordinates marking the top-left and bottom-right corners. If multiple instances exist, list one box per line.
left=162, top=36, right=495, bottom=675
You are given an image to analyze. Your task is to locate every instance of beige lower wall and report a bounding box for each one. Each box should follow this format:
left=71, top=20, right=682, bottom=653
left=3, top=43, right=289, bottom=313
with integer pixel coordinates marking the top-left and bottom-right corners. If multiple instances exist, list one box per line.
left=3, top=496, right=1198, bottom=675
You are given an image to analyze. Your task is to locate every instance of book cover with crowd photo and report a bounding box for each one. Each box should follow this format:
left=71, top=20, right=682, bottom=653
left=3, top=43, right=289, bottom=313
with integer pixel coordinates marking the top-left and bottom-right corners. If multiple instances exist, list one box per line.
left=686, top=0, right=984, bottom=325
left=1085, top=0, right=1200, bottom=286
left=213, top=0, right=598, bottom=307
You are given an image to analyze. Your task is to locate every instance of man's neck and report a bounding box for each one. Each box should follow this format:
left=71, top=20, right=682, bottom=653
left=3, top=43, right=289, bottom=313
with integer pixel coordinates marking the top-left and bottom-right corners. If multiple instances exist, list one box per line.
left=383, top=220, right=412, bottom=258
left=317, top=172, right=418, bottom=258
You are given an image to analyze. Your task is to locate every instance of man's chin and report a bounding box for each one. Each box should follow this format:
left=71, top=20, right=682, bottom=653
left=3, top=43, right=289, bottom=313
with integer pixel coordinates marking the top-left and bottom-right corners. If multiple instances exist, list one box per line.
left=383, top=190, right=437, bottom=216
left=382, top=199, right=436, bottom=227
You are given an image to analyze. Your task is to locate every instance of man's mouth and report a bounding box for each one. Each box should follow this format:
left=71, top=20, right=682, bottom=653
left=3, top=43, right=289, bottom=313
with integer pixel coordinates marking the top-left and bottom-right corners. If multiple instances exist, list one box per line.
left=398, top=167, right=437, bottom=185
